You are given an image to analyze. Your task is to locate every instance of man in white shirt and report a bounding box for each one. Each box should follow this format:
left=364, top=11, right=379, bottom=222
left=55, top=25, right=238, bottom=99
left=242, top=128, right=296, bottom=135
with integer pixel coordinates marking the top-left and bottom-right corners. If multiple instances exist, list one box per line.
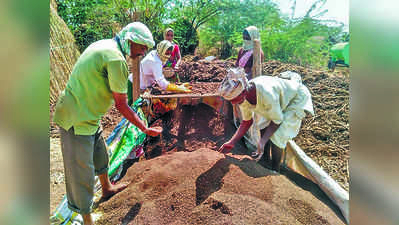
left=217, top=68, right=314, bottom=172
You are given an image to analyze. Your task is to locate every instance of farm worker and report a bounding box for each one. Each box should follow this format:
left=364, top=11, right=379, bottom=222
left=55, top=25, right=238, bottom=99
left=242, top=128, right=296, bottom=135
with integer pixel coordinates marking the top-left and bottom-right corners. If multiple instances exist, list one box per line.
left=138, top=40, right=191, bottom=93
left=163, top=28, right=182, bottom=69
left=128, top=40, right=192, bottom=122
left=235, top=26, right=264, bottom=80
left=126, top=39, right=188, bottom=105
left=53, top=22, right=162, bottom=225
left=218, top=68, right=314, bottom=172
left=233, top=26, right=265, bottom=129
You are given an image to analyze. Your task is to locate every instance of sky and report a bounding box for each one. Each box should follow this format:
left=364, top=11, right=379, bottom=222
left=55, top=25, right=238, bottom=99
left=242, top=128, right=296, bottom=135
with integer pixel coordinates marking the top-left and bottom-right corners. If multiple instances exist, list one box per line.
left=272, top=0, right=349, bottom=31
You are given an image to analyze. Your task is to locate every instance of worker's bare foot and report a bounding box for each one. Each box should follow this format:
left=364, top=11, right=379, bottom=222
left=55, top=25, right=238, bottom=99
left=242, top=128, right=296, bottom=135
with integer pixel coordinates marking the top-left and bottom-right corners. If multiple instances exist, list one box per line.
left=102, top=183, right=128, bottom=200
left=255, top=152, right=264, bottom=162
left=251, top=152, right=259, bottom=158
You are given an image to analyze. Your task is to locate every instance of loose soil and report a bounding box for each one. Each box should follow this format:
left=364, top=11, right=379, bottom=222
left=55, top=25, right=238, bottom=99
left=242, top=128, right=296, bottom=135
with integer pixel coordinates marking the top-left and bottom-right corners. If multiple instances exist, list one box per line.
left=95, top=149, right=344, bottom=225
left=50, top=137, right=65, bottom=213
left=144, top=103, right=246, bottom=158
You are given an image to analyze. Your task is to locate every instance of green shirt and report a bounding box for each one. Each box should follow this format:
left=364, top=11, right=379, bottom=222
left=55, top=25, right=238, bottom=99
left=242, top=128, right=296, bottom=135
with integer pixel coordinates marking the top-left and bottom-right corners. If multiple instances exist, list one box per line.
left=53, top=39, right=128, bottom=135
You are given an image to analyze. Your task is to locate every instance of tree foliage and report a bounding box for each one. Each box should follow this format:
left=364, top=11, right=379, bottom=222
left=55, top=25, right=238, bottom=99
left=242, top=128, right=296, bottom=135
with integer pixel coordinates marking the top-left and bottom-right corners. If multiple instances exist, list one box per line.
left=56, top=0, right=172, bottom=51
left=54, top=0, right=348, bottom=67
left=198, top=0, right=279, bottom=59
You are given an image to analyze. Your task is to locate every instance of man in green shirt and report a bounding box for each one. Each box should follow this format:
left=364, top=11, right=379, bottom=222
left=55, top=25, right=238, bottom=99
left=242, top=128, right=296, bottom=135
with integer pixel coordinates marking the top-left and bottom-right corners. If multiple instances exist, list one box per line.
left=53, top=22, right=162, bottom=225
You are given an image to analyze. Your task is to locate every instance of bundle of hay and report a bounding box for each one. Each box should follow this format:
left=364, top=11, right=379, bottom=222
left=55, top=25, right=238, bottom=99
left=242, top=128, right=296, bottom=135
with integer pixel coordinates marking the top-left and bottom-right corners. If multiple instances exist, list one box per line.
left=50, top=0, right=80, bottom=104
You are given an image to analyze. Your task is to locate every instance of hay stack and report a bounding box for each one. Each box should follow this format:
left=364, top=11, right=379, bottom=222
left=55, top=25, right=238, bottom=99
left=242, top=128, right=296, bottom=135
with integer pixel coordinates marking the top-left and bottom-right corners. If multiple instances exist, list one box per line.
left=50, top=0, right=80, bottom=104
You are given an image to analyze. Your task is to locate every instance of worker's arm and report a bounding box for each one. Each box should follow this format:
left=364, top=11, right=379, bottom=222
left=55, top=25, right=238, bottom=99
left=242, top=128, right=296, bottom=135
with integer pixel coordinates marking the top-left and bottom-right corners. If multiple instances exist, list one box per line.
left=258, top=121, right=280, bottom=152
left=112, top=92, right=162, bottom=137
left=174, top=47, right=182, bottom=69
left=218, top=118, right=253, bottom=153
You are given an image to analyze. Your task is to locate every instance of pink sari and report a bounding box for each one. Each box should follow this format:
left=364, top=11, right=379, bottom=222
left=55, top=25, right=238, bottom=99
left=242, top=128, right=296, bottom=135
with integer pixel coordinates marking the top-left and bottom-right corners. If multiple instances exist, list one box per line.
left=238, top=50, right=253, bottom=68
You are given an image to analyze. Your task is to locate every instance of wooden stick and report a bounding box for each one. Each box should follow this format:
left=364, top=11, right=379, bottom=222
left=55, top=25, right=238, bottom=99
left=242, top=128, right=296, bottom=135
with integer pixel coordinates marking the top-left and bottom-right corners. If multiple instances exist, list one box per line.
left=141, top=93, right=220, bottom=99
left=252, top=39, right=261, bottom=78
left=132, top=56, right=141, bottom=103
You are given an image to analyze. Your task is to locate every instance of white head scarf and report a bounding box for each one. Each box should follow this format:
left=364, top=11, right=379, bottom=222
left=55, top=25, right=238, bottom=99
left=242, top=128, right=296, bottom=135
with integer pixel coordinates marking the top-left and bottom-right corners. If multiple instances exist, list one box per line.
left=117, top=22, right=155, bottom=56
left=279, top=71, right=302, bottom=83
left=243, top=26, right=260, bottom=51
left=156, top=40, right=174, bottom=64
left=218, top=68, right=248, bottom=100
left=163, top=28, right=174, bottom=42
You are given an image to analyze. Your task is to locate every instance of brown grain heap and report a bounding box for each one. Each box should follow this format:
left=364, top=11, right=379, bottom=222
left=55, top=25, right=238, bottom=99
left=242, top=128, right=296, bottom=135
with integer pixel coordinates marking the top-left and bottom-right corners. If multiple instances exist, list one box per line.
left=95, top=149, right=345, bottom=225
left=174, top=56, right=234, bottom=82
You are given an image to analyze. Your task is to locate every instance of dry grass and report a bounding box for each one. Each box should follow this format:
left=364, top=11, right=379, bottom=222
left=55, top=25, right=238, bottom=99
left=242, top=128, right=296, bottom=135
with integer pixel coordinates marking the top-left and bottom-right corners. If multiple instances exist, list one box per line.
left=262, top=60, right=349, bottom=191
left=50, top=0, right=80, bottom=104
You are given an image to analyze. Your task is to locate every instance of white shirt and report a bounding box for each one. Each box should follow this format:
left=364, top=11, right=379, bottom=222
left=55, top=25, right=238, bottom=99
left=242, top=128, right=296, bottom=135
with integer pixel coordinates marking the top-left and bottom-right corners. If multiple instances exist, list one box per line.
left=239, top=76, right=314, bottom=148
left=139, top=50, right=169, bottom=90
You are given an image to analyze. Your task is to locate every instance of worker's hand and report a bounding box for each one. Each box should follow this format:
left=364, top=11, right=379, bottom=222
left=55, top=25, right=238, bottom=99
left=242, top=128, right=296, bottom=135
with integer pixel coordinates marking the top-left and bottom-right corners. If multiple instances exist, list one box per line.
left=166, top=83, right=192, bottom=93
left=218, top=141, right=234, bottom=154
left=178, top=83, right=192, bottom=92
left=257, top=141, right=266, bottom=156
left=144, top=126, right=163, bottom=137
left=182, top=82, right=192, bottom=88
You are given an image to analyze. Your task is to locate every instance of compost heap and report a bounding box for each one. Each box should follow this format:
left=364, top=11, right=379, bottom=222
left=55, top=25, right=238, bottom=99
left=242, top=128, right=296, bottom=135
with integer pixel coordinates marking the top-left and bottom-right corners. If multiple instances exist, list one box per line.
left=96, top=149, right=344, bottom=225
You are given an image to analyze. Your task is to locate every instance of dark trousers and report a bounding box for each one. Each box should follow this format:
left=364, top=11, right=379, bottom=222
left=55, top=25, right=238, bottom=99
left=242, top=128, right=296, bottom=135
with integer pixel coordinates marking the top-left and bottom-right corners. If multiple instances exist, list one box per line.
left=258, top=140, right=283, bottom=172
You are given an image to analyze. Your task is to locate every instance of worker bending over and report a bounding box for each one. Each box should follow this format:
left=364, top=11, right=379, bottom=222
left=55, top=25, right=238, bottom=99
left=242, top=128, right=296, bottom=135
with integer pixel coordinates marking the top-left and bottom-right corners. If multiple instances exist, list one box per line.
left=53, top=22, right=162, bottom=225
left=218, top=68, right=314, bottom=172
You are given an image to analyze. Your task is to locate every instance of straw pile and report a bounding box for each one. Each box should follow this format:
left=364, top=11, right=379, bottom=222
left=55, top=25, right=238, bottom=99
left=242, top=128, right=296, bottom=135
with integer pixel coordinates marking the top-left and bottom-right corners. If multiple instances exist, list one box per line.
left=50, top=0, right=80, bottom=104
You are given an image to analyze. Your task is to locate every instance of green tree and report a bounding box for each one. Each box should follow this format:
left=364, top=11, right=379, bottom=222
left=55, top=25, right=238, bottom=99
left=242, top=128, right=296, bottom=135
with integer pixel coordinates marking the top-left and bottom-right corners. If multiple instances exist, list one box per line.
left=168, top=0, right=222, bottom=55
left=56, top=0, right=172, bottom=51
left=56, top=0, right=107, bottom=51
left=198, top=0, right=279, bottom=59
left=54, top=0, right=347, bottom=67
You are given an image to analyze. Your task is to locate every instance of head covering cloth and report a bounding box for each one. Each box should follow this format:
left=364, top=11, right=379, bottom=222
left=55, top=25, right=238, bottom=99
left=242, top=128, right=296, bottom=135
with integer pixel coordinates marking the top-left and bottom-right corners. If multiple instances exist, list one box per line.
left=242, top=26, right=260, bottom=51
left=117, top=22, right=155, bottom=56
left=218, top=68, right=249, bottom=100
left=279, top=71, right=302, bottom=83
left=156, top=40, right=174, bottom=64
left=163, top=28, right=174, bottom=41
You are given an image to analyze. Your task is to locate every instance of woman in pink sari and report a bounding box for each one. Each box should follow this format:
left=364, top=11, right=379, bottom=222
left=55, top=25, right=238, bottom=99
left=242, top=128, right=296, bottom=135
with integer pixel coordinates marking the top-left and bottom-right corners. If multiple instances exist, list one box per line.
left=235, top=26, right=264, bottom=80
left=163, top=28, right=182, bottom=69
